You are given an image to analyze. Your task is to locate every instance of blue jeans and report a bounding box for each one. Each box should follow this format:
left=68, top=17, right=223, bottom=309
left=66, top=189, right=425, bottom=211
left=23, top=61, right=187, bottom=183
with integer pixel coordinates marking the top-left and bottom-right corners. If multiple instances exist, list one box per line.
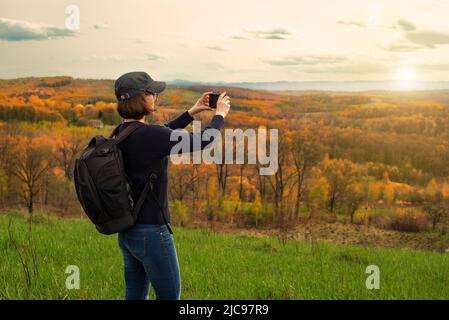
left=118, top=223, right=181, bottom=300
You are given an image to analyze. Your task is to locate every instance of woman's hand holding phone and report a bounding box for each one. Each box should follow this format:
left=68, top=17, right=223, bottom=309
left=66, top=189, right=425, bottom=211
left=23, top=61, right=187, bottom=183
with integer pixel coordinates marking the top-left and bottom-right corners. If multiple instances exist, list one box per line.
left=188, top=91, right=214, bottom=116
left=188, top=91, right=231, bottom=118
left=215, top=92, right=231, bottom=118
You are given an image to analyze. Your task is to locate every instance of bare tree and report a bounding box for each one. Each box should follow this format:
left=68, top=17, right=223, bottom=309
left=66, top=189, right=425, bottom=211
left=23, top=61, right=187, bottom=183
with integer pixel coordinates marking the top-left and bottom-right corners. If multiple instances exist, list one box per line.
left=423, top=196, right=449, bottom=231
left=289, top=126, right=325, bottom=218
left=9, top=135, right=54, bottom=214
left=238, top=164, right=246, bottom=200
left=53, top=133, right=85, bottom=182
left=255, top=165, right=268, bottom=201
left=321, top=158, right=357, bottom=213
left=0, top=132, right=13, bottom=209
left=215, top=163, right=228, bottom=196
left=190, top=164, right=201, bottom=210
left=266, top=132, right=295, bottom=225
left=344, top=182, right=367, bottom=223
left=169, top=164, right=198, bottom=201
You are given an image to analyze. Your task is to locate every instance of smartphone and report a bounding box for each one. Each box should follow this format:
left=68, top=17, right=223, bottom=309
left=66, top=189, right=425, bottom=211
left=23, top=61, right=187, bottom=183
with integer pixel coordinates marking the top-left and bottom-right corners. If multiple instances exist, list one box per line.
left=208, top=93, right=225, bottom=109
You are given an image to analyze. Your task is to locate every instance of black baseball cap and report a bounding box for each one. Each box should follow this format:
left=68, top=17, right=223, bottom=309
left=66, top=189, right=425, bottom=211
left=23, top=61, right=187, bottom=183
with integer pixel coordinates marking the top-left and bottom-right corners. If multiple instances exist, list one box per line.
left=114, top=71, right=166, bottom=101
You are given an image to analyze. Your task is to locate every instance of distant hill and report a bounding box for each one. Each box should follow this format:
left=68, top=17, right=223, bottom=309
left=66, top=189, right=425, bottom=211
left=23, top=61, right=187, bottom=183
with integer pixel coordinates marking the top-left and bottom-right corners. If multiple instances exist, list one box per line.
left=168, top=79, right=449, bottom=92
left=3, top=76, right=449, bottom=93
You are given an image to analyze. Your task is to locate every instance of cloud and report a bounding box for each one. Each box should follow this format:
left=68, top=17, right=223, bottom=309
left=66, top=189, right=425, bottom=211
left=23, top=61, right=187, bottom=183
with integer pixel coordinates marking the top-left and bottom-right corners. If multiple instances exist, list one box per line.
left=230, top=34, right=250, bottom=40
left=264, top=54, right=347, bottom=66
left=248, top=27, right=294, bottom=39
left=204, top=44, right=230, bottom=51
left=87, top=53, right=164, bottom=62
left=385, top=41, right=426, bottom=52
left=419, top=62, right=449, bottom=71
left=0, top=17, right=75, bottom=41
left=135, top=38, right=151, bottom=44
left=405, top=30, right=449, bottom=48
left=231, top=27, right=294, bottom=40
left=397, top=19, right=416, bottom=32
left=93, top=22, right=111, bottom=30
left=146, top=53, right=164, bottom=61
left=336, top=20, right=364, bottom=28
left=386, top=19, right=449, bottom=51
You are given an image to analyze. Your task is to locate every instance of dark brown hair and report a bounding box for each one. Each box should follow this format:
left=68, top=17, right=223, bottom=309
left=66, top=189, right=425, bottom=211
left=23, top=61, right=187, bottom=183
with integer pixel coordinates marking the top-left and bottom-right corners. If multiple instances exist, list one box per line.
left=117, top=93, right=152, bottom=120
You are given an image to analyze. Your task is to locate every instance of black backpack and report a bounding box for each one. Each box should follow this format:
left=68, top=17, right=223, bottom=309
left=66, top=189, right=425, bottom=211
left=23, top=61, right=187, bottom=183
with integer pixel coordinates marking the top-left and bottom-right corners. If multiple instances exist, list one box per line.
left=73, top=122, right=173, bottom=235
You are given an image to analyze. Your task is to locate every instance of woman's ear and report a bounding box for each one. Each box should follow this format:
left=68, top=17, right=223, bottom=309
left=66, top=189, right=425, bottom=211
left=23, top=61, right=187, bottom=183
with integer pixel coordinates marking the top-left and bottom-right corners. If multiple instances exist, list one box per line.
left=144, top=94, right=153, bottom=105
left=145, top=95, right=155, bottom=113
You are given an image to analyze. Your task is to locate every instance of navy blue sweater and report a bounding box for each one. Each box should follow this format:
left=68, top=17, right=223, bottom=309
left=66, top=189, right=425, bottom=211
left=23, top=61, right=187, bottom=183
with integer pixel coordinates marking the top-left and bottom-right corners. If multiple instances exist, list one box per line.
left=116, top=111, right=224, bottom=224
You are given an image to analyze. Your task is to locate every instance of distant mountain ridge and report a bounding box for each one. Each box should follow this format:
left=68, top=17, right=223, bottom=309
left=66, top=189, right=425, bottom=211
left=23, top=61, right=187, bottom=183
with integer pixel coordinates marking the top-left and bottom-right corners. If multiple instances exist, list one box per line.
left=168, top=79, right=449, bottom=92
left=2, top=76, right=449, bottom=92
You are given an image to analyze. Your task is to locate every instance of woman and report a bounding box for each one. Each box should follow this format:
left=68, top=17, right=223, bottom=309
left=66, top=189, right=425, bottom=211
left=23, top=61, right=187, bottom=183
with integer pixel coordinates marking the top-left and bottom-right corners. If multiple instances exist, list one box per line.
left=113, top=71, right=230, bottom=300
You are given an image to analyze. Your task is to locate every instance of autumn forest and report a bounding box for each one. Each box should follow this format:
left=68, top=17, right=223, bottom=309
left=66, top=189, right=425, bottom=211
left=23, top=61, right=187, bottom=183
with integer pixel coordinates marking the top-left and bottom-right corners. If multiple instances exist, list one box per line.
left=1, top=76, right=449, bottom=251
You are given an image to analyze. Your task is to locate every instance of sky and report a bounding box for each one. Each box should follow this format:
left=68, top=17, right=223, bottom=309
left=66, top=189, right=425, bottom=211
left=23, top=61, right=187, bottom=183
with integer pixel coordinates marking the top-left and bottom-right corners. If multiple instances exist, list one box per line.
left=1, top=0, right=449, bottom=83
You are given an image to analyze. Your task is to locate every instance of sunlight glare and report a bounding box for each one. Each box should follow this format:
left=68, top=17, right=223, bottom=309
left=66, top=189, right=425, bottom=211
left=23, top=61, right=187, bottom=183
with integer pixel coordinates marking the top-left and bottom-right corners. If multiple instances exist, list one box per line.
left=397, top=67, right=416, bottom=85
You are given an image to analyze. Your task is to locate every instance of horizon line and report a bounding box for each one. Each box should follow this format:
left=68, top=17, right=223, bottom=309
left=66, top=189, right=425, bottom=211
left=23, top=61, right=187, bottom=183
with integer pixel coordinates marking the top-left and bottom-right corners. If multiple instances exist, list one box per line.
left=1, top=76, right=449, bottom=84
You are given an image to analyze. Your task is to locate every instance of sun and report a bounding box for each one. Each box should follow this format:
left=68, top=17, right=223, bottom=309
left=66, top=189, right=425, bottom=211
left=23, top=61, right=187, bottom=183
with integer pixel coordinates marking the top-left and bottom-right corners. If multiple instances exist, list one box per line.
left=397, top=67, right=416, bottom=86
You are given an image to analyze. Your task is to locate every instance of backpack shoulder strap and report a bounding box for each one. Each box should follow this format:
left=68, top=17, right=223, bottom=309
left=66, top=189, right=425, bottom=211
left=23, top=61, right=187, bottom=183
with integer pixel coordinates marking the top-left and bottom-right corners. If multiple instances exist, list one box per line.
left=112, top=122, right=146, bottom=145
left=108, top=124, right=121, bottom=139
left=132, top=172, right=173, bottom=234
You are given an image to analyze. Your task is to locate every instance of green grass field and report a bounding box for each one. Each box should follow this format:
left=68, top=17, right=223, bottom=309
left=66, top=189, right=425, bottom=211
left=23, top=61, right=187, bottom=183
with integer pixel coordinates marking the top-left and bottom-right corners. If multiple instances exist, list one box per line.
left=0, top=211, right=448, bottom=300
